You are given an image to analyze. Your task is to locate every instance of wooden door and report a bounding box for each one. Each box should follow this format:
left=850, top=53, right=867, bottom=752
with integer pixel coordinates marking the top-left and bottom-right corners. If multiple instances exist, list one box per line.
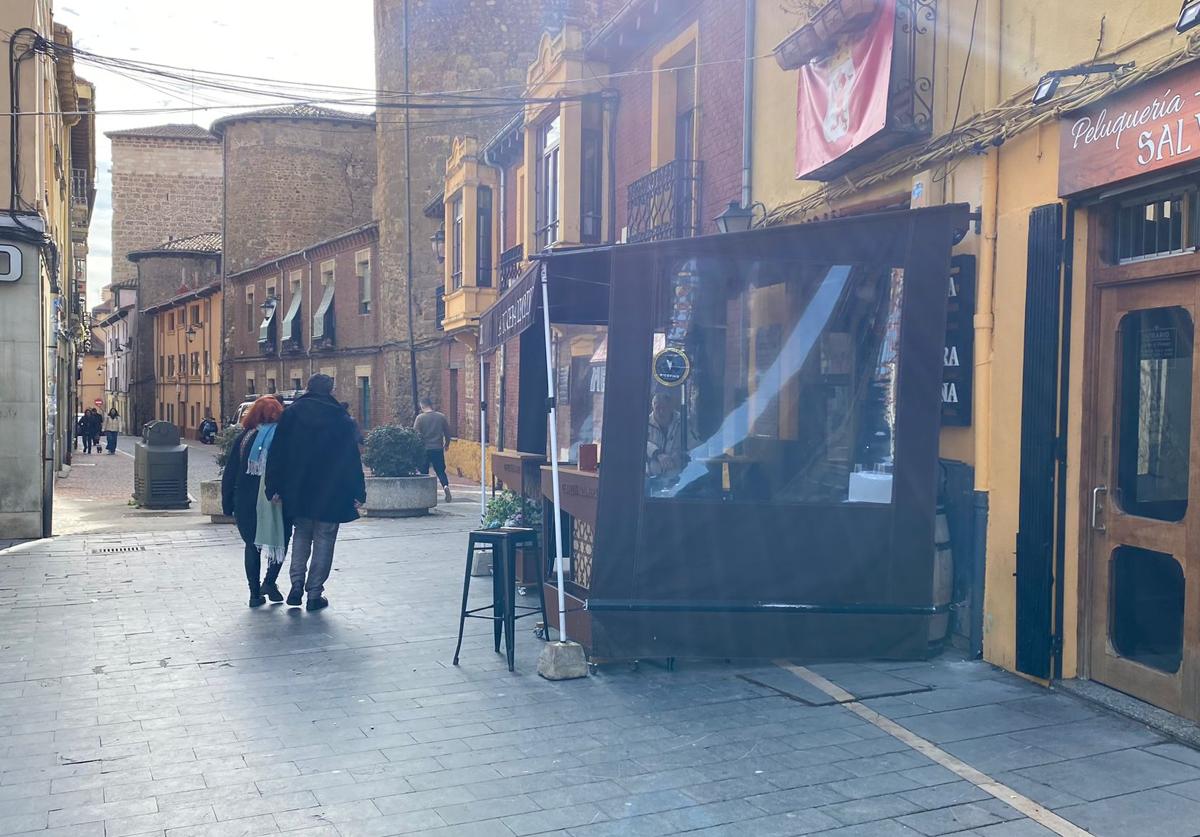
left=1088, top=277, right=1200, bottom=720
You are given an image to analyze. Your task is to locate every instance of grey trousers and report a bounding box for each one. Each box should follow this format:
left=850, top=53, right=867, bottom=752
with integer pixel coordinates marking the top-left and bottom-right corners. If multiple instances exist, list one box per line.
left=289, top=518, right=340, bottom=597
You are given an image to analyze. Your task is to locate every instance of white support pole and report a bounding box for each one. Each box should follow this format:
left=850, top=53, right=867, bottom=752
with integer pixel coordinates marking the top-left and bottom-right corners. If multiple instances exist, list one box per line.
left=540, top=263, right=568, bottom=643
left=479, top=353, right=487, bottom=520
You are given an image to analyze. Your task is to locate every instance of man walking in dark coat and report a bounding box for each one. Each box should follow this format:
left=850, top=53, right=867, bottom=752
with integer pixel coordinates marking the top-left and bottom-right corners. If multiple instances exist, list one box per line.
left=265, top=374, right=366, bottom=612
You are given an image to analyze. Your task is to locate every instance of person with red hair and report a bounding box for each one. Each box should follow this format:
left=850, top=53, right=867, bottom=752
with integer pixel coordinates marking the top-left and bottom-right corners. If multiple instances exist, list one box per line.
left=221, top=395, right=292, bottom=606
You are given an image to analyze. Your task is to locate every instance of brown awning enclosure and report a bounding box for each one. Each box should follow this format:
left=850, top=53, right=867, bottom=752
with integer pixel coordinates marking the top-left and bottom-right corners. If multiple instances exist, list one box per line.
left=478, top=246, right=612, bottom=355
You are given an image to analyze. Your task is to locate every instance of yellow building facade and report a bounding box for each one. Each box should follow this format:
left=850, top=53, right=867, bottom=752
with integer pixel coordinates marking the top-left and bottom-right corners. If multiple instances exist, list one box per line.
left=146, top=284, right=223, bottom=440
left=754, top=0, right=1200, bottom=719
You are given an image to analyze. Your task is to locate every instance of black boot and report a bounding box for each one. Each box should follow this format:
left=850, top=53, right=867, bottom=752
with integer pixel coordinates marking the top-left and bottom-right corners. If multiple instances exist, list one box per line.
left=286, top=586, right=303, bottom=607
left=262, top=580, right=283, bottom=602
left=248, top=580, right=266, bottom=608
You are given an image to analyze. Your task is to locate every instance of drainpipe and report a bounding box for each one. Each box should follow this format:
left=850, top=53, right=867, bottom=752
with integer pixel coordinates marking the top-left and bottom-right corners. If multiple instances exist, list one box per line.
left=741, top=0, right=756, bottom=207
left=304, top=249, right=314, bottom=383
left=970, top=0, right=1002, bottom=659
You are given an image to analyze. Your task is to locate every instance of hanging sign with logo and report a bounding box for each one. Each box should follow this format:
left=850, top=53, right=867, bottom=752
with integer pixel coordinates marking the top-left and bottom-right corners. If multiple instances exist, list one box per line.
left=795, top=0, right=896, bottom=179
left=1059, top=60, right=1200, bottom=196
left=942, top=255, right=976, bottom=426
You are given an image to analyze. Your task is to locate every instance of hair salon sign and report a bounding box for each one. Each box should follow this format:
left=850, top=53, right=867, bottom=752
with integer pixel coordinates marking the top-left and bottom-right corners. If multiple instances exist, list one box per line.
left=1059, top=61, right=1200, bottom=196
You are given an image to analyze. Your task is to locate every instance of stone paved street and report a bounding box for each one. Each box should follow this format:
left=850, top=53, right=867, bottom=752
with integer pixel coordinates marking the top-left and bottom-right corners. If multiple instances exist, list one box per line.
left=2, top=503, right=1200, bottom=836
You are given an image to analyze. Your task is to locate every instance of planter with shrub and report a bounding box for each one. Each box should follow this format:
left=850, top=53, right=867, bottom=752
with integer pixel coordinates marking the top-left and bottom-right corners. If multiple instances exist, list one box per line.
left=361, top=425, right=438, bottom=517
left=200, top=425, right=242, bottom=523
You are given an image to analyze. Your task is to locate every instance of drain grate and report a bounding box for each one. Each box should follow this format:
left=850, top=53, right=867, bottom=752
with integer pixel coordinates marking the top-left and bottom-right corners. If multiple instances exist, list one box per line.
left=90, top=546, right=147, bottom=554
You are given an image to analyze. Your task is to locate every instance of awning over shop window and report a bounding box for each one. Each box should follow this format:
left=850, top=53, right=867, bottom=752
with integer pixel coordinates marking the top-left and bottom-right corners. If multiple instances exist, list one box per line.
left=257, top=301, right=277, bottom=345
left=478, top=246, right=613, bottom=355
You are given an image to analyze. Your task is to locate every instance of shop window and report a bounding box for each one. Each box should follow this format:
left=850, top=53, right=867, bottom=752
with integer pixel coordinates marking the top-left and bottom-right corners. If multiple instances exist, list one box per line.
left=536, top=115, right=561, bottom=250
left=1110, top=546, right=1185, bottom=673
left=1116, top=307, right=1193, bottom=521
left=477, top=187, right=493, bottom=287
left=451, top=196, right=464, bottom=290
left=247, top=377, right=256, bottom=395
left=1116, top=191, right=1194, bottom=263
left=553, top=326, right=607, bottom=461
left=644, top=258, right=905, bottom=504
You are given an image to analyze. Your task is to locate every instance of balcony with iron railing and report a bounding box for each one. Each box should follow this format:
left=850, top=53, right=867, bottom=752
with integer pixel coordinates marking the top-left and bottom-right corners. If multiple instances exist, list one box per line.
left=498, top=244, right=523, bottom=291
left=626, top=159, right=703, bottom=244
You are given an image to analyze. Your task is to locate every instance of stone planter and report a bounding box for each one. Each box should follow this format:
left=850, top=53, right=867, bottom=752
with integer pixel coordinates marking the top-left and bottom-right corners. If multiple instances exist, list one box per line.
left=199, top=479, right=234, bottom=524
left=364, top=474, right=438, bottom=517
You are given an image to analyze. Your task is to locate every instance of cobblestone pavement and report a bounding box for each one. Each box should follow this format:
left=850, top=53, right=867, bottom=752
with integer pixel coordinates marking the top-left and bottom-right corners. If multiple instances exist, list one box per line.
left=2, top=504, right=1200, bottom=836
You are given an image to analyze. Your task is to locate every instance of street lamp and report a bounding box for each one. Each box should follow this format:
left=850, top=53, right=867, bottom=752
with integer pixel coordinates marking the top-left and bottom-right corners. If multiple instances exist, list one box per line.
left=714, top=200, right=766, bottom=234
left=430, top=227, right=446, bottom=264
left=185, top=324, right=200, bottom=343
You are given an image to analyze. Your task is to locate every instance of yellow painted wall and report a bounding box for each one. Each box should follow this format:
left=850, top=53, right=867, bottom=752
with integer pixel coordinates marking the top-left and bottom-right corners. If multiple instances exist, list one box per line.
left=752, top=2, right=1192, bottom=679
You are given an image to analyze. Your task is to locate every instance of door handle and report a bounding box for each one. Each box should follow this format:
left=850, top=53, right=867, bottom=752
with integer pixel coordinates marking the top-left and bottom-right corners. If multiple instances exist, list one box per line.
left=1092, top=486, right=1107, bottom=532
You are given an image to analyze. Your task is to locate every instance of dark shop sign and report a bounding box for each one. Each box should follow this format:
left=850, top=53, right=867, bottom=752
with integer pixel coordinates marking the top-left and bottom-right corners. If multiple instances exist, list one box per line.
left=942, top=254, right=975, bottom=426
left=479, top=264, right=538, bottom=354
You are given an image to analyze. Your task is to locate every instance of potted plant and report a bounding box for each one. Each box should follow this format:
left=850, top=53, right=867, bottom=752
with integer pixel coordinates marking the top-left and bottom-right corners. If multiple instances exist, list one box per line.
left=361, top=425, right=438, bottom=517
left=200, top=425, right=241, bottom=523
left=480, top=490, right=543, bottom=581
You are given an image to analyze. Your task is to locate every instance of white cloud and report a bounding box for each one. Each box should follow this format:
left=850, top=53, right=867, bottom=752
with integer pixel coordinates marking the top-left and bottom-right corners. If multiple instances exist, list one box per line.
left=71, top=1, right=376, bottom=306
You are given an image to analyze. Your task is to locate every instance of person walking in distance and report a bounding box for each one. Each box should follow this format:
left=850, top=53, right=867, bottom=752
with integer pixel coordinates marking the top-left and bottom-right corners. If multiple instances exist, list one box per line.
left=265, top=374, right=365, bottom=612
left=221, top=396, right=292, bottom=607
left=414, top=397, right=453, bottom=503
left=85, top=408, right=103, bottom=454
left=102, top=407, right=121, bottom=454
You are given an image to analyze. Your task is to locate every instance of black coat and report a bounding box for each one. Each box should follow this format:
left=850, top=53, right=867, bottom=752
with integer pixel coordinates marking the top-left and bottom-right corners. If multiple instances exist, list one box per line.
left=264, top=393, right=366, bottom=524
left=221, top=428, right=292, bottom=546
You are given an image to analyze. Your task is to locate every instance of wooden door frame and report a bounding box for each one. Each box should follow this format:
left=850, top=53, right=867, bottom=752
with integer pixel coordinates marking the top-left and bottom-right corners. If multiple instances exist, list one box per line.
left=1077, top=203, right=1200, bottom=683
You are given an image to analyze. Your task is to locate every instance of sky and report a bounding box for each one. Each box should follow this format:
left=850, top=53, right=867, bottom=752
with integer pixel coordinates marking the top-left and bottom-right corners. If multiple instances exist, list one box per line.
left=56, top=1, right=376, bottom=308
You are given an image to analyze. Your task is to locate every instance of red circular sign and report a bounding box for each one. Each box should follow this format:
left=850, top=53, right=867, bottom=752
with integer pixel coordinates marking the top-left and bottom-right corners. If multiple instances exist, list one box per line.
left=93, top=399, right=103, bottom=407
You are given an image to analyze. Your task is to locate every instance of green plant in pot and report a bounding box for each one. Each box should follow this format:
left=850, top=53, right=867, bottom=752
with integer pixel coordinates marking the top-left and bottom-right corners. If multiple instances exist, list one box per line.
left=214, top=425, right=242, bottom=474
left=483, top=489, right=542, bottom=530
left=362, top=425, right=425, bottom=477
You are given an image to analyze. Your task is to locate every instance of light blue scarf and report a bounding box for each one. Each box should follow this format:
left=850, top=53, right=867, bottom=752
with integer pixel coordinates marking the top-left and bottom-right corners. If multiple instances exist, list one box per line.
left=248, top=423, right=287, bottom=566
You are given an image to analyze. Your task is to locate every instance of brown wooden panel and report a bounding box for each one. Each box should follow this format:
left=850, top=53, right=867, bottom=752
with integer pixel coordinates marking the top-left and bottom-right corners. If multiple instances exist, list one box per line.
left=540, top=466, right=599, bottom=527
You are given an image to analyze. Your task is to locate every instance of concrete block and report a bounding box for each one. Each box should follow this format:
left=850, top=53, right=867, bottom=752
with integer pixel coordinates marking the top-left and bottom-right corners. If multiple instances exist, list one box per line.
left=537, top=641, right=588, bottom=681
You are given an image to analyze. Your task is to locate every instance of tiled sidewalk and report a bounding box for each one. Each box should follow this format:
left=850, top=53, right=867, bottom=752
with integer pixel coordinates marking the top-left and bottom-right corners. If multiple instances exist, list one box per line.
left=1, top=507, right=1198, bottom=836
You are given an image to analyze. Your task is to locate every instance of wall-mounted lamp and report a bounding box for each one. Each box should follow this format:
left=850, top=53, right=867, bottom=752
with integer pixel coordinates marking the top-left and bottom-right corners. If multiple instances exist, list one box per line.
left=714, top=201, right=767, bottom=235
left=1178, top=0, right=1200, bottom=33
left=430, top=228, right=446, bottom=264
left=1031, top=62, right=1134, bottom=106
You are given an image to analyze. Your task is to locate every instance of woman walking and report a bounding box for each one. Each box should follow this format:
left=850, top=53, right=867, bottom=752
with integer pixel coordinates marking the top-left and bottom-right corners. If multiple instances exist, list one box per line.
left=102, top=407, right=121, bottom=454
left=221, top=395, right=292, bottom=607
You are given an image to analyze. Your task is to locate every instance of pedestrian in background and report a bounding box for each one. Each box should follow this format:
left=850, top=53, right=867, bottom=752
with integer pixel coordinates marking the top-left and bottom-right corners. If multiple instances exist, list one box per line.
left=265, top=374, right=365, bottom=612
left=414, top=396, right=452, bottom=503
left=87, top=409, right=103, bottom=453
left=102, top=407, right=121, bottom=454
left=221, top=396, right=291, bottom=607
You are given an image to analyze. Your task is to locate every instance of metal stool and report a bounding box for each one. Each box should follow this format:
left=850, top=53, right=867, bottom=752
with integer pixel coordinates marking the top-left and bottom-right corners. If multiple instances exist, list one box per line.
left=453, top=528, right=547, bottom=672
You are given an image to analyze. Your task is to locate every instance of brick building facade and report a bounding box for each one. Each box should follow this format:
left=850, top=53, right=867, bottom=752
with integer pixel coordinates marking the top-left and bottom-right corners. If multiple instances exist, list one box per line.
left=372, top=0, right=618, bottom=426
left=128, top=233, right=222, bottom=431
left=224, top=224, right=383, bottom=432
left=105, top=125, right=223, bottom=290
left=212, top=105, right=377, bottom=418
left=431, top=0, right=747, bottom=481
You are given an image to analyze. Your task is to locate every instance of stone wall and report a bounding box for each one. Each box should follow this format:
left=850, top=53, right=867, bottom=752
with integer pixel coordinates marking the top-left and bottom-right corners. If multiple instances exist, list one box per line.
left=108, top=137, right=222, bottom=285
left=220, top=118, right=377, bottom=275
left=372, top=0, right=619, bottom=426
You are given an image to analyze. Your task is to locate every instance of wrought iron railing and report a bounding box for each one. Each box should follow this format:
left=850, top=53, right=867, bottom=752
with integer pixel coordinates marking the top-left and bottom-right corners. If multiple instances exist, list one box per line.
left=498, top=244, right=523, bottom=291
left=626, top=159, right=703, bottom=244
left=435, top=287, right=445, bottom=330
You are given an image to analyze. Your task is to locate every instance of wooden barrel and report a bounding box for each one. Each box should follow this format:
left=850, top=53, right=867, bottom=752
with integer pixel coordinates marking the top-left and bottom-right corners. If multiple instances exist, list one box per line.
left=929, top=505, right=953, bottom=645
